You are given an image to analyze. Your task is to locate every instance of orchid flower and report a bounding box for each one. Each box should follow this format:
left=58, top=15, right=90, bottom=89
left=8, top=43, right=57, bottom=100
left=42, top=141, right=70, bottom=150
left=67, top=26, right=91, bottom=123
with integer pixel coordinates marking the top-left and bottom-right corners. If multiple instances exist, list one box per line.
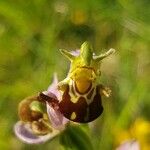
left=14, top=74, right=69, bottom=144
left=14, top=42, right=115, bottom=147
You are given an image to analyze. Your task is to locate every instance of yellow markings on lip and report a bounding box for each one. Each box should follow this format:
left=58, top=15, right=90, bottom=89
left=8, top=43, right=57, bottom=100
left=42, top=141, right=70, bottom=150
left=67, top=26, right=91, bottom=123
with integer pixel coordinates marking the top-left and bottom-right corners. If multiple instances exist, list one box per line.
left=75, top=80, right=91, bottom=94
left=70, top=112, right=77, bottom=120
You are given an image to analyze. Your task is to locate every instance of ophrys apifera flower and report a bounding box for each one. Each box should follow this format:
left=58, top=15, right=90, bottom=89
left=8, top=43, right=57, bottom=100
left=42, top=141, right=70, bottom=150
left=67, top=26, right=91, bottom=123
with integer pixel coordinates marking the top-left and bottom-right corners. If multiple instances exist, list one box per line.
left=14, top=42, right=115, bottom=144
left=57, top=42, right=115, bottom=123
left=14, top=74, right=68, bottom=144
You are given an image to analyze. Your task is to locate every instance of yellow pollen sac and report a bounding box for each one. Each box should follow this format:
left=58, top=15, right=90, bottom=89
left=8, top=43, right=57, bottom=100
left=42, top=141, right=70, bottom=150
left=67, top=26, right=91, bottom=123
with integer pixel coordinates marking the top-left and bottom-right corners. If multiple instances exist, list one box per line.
left=70, top=112, right=76, bottom=120
left=75, top=80, right=91, bottom=94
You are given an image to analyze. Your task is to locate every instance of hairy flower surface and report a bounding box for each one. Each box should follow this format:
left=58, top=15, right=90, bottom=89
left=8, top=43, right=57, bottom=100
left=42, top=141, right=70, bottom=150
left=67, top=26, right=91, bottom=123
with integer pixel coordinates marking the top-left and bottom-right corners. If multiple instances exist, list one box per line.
left=14, top=42, right=115, bottom=145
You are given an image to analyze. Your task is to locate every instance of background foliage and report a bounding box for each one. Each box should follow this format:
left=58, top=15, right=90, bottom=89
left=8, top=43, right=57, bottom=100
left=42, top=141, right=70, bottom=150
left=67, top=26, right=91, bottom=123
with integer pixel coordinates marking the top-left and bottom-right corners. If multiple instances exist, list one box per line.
left=0, top=0, right=149, bottom=150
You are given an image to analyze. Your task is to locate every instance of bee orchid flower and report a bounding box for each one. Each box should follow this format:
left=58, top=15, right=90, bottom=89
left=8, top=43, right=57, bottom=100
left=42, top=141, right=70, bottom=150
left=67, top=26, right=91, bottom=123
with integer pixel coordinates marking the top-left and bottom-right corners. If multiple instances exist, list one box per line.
left=14, top=74, right=69, bottom=144
left=14, top=42, right=115, bottom=145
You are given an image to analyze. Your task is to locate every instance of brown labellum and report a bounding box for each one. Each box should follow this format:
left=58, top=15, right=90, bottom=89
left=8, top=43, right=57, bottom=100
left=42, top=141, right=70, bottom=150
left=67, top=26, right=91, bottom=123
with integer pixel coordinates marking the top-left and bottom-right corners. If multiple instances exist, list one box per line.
left=59, top=84, right=103, bottom=123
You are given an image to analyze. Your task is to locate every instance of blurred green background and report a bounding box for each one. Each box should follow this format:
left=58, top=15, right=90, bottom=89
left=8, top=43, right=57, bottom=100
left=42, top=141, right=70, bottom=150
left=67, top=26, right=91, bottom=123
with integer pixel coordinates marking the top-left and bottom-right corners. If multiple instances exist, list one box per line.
left=0, top=0, right=149, bottom=150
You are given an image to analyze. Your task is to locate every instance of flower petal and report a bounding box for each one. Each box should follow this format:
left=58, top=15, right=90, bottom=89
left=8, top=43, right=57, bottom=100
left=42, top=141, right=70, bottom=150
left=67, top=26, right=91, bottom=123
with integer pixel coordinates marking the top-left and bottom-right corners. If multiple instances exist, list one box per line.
left=116, top=140, right=140, bottom=150
left=14, top=121, right=60, bottom=144
left=46, top=102, right=68, bottom=130
left=46, top=73, right=60, bottom=99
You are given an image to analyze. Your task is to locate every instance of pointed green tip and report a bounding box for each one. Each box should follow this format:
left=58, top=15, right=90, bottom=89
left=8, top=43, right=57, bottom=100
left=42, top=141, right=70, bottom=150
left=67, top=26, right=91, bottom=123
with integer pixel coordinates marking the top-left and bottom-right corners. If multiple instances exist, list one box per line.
left=80, top=41, right=93, bottom=66
left=94, top=48, right=116, bottom=62
left=81, top=41, right=93, bottom=52
left=59, top=49, right=75, bottom=61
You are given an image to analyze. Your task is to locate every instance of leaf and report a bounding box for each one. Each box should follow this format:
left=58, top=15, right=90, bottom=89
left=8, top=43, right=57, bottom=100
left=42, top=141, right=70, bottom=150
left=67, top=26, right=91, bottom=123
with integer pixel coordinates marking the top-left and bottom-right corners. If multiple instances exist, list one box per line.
left=60, top=125, right=93, bottom=150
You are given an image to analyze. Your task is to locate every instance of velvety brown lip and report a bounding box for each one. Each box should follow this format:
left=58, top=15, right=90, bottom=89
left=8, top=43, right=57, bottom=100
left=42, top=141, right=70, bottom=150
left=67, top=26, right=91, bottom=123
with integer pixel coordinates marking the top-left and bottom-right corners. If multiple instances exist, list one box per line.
left=59, top=84, right=103, bottom=123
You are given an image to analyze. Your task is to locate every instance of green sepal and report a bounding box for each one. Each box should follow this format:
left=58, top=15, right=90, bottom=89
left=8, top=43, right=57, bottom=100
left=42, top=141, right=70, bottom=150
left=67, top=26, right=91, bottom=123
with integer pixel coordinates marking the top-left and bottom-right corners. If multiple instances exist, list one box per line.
left=30, top=101, right=46, bottom=114
left=80, top=41, right=93, bottom=66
